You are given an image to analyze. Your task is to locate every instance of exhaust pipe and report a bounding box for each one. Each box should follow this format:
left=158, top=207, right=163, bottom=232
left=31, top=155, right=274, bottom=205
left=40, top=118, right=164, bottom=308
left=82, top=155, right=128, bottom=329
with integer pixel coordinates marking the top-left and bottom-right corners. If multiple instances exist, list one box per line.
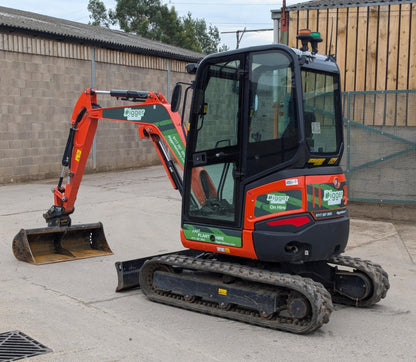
left=12, top=222, right=112, bottom=265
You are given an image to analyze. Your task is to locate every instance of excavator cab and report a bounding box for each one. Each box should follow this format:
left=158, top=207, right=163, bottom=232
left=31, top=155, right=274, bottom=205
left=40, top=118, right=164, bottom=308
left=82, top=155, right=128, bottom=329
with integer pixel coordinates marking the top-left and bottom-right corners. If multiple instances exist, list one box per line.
left=181, top=44, right=348, bottom=262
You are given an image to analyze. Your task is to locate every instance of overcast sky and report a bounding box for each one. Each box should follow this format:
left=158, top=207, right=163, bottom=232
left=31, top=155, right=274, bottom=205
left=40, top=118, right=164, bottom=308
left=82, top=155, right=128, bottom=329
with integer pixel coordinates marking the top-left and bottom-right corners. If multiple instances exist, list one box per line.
left=0, top=0, right=308, bottom=49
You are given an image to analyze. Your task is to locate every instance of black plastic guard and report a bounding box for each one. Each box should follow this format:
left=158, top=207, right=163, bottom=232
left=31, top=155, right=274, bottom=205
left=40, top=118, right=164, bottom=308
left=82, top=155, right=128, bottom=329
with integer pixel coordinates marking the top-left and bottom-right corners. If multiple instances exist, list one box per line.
left=253, top=212, right=349, bottom=263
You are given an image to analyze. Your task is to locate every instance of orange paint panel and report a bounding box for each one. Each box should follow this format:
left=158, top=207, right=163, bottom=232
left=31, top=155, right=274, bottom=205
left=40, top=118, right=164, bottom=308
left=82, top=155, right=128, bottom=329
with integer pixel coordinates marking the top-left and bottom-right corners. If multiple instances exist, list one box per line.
left=305, top=173, right=346, bottom=186
left=244, top=177, right=307, bottom=229
left=343, top=185, right=348, bottom=205
left=244, top=173, right=347, bottom=229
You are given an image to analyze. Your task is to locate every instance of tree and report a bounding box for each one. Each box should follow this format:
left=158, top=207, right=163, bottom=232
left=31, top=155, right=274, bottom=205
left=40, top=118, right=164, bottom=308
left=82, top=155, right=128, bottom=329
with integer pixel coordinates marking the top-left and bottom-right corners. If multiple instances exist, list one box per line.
left=87, top=0, right=112, bottom=27
left=87, top=0, right=227, bottom=54
left=180, top=13, right=221, bottom=54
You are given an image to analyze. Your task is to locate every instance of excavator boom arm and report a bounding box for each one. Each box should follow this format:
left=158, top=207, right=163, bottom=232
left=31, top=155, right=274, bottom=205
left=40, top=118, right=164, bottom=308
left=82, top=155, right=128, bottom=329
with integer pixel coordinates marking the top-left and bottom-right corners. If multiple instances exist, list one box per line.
left=46, top=88, right=186, bottom=226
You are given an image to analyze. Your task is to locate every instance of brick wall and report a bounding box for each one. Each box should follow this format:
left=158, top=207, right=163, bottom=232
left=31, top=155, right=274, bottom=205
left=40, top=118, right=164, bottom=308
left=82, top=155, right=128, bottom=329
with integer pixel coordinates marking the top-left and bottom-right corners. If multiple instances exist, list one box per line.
left=0, top=33, right=194, bottom=184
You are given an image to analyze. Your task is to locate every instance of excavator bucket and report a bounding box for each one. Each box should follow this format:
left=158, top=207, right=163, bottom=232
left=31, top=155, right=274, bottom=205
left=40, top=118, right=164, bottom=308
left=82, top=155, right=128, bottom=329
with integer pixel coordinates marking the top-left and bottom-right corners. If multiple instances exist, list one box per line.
left=12, top=222, right=112, bottom=265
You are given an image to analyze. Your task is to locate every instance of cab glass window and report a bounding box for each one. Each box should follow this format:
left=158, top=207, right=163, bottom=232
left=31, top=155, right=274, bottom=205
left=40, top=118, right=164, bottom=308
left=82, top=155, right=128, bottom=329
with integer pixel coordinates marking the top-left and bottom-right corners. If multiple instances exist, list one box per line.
left=301, top=70, right=341, bottom=154
left=187, top=59, right=242, bottom=224
left=195, top=60, right=240, bottom=152
left=246, top=51, right=298, bottom=176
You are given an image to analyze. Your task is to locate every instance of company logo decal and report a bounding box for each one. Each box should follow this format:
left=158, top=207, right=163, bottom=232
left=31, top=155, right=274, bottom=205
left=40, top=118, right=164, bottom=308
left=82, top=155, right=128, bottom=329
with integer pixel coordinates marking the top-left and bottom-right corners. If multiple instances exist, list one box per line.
left=254, top=190, right=302, bottom=217
left=266, top=194, right=290, bottom=205
left=323, top=190, right=344, bottom=206
left=123, top=108, right=145, bottom=121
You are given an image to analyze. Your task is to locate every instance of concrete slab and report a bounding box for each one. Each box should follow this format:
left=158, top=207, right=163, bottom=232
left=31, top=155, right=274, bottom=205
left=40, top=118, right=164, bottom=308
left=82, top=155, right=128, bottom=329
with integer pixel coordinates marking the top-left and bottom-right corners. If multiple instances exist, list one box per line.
left=1, top=166, right=415, bottom=361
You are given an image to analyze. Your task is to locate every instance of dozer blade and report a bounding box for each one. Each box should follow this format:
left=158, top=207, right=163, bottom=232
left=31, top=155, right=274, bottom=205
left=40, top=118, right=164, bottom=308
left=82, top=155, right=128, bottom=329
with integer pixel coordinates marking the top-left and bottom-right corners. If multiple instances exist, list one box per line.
left=115, top=249, right=202, bottom=292
left=12, top=222, right=112, bottom=265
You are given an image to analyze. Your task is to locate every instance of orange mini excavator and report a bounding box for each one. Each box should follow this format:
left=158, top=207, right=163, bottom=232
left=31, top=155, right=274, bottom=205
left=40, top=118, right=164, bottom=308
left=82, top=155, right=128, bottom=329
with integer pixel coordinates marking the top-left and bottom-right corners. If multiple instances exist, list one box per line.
left=13, top=31, right=389, bottom=334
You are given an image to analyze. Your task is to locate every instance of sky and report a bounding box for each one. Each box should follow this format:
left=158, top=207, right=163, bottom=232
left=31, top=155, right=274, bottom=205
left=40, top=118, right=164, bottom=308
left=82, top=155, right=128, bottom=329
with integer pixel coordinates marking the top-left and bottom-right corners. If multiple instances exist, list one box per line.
left=0, top=0, right=309, bottom=49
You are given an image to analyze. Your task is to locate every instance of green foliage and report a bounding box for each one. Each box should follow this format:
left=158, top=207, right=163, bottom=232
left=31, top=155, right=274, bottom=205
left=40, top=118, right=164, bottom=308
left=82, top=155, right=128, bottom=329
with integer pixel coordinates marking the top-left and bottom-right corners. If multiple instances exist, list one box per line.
left=87, top=0, right=113, bottom=27
left=87, top=0, right=228, bottom=54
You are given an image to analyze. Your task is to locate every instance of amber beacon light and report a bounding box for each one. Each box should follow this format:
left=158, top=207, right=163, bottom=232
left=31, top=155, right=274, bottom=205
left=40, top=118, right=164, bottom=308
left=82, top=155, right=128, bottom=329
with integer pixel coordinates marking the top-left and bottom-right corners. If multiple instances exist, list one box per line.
left=296, top=29, right=323, bottom=54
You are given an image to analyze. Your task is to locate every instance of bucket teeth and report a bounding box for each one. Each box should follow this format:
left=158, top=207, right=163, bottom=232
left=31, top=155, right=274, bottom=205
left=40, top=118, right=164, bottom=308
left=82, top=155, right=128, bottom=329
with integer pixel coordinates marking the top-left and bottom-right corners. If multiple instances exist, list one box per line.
left=12, top=222, right=112, bottom=265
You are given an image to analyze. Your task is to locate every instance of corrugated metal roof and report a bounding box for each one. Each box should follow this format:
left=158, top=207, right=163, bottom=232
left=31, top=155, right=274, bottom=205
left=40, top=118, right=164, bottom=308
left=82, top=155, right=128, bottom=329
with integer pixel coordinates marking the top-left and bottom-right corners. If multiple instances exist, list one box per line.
left=285, top=0, right=414, bottom=11
left=0, top=6, right=203, bottom=62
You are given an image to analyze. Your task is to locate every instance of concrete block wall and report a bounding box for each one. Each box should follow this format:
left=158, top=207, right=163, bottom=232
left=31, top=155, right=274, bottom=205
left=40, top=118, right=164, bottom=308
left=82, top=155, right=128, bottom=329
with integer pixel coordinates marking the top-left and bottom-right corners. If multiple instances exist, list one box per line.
left=0, top=51, right=90, bottom=183
left=0, top=33, right=194, bottom=184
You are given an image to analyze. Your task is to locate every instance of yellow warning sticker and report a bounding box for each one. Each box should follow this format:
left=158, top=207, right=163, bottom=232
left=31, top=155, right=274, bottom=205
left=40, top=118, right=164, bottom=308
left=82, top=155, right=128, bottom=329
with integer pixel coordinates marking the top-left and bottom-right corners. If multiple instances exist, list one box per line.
left=308, top=158, right=325, bottom=166
left=75, top=150, right=82, bottom=162
left=328, top=157, right=338, bottom=165
left=218, top=288, right=227, bottom=296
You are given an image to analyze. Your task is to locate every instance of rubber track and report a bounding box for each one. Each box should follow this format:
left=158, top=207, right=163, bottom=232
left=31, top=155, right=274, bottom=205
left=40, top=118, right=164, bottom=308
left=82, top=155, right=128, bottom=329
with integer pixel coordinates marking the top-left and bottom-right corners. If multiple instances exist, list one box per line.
left=328, top=255, right=390, bottom=307
left=139, top=254, right=334, bottom=334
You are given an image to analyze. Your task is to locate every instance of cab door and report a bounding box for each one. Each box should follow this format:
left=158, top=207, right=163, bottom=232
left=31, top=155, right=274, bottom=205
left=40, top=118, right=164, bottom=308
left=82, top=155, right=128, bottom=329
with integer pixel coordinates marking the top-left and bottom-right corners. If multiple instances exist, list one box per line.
left=182, top=56, right=244, bottom=249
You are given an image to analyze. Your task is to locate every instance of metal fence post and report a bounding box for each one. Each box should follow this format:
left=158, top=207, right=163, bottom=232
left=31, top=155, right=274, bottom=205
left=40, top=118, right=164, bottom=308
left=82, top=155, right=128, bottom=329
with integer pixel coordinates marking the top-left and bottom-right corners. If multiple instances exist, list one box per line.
left=91, top=47, right=97, bottom=169
left=345, top=91, right=351, bottom=187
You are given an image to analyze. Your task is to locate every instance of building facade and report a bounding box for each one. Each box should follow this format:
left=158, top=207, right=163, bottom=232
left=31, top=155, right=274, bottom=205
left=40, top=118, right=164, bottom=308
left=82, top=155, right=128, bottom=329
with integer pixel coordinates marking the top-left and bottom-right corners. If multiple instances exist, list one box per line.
left=0, top=7, right=202, bottom=184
